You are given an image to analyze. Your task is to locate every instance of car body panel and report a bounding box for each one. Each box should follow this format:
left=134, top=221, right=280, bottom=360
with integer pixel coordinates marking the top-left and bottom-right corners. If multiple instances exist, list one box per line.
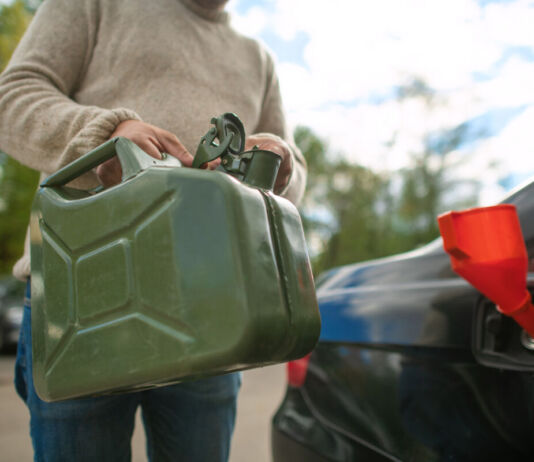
left=273, top=179, right=534, bottom=461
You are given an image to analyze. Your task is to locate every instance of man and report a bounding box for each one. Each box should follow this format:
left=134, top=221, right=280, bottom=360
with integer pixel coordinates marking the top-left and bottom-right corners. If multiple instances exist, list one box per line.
left=0, top=0, right=306, bottom=460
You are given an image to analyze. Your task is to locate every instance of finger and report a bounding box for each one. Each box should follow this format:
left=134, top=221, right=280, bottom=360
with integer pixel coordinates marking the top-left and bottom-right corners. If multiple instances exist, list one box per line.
left=275, top=171, right=291, bottom=192
left=137, top=137, right=163, bottom=159
left=245, top=137, right=260, bottom=151
left=274, top=151, right=293, bottom=193
left=207, top=158, right=221, bottom=170
left=96, top=157, right=122, bottom=187
left=158, top=131, right=194, bottom=167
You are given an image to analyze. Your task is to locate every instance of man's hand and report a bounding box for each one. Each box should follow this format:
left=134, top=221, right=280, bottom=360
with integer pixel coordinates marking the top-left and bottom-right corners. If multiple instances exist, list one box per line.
left=96, top=120, right=194, bottom=187
left=245, top=133, right=292, bottom=193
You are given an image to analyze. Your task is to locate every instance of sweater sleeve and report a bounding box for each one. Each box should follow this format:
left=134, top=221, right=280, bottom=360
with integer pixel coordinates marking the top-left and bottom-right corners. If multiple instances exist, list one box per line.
left=0, top=0, right=140, bottom=188
left=254, top=54, right=306, bottom=206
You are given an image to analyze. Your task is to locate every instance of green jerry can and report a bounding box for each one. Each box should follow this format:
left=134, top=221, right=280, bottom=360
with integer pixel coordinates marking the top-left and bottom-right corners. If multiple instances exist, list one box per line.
left=30, top=113, right=320, bottom=402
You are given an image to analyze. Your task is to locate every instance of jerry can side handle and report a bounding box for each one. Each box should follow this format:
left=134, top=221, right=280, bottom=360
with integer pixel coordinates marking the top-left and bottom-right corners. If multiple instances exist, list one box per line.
left=41, top=137, right=181, bottom=188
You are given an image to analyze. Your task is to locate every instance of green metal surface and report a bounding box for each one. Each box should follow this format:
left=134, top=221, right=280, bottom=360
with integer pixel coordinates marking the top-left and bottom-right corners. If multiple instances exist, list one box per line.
left=43, top=137, right=181, bottom=188
left=30, top=114, right=320, bottom=402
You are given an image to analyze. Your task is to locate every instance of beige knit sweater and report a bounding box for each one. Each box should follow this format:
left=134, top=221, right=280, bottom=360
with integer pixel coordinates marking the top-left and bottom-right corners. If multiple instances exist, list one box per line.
left=0, top=0, right=306, bottom=280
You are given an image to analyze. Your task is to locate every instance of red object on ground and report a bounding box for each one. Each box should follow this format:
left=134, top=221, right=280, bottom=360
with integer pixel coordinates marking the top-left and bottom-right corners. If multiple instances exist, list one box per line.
left=438, top=204, right=534, bottom=337
left=287, top=354, right=312, bottom=387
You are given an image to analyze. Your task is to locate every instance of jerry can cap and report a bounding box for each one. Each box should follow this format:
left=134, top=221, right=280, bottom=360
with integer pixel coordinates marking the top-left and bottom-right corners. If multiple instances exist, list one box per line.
left=193, top=113, right=282, bottom=191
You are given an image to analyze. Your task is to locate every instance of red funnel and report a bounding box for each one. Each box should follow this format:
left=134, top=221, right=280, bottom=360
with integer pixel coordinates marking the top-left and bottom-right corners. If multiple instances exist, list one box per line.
left=438, top=204, right=534, bottom=337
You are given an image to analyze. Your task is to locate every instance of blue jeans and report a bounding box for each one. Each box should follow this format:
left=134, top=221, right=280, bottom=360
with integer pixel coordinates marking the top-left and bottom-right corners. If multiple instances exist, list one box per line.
left=14, top=281, right=241, bottom=462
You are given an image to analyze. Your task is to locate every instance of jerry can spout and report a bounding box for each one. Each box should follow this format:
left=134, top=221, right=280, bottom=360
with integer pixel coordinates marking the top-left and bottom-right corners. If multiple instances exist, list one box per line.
left=438, top=204, right=534, bottom=337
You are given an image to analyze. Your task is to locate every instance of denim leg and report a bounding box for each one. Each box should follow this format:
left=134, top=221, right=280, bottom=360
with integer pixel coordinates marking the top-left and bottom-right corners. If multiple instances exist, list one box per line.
left=14, top=281, right=139, bottom=462
left=14, top=283, right=31, bottom=402
left=141, top=373, right=241, bottom=462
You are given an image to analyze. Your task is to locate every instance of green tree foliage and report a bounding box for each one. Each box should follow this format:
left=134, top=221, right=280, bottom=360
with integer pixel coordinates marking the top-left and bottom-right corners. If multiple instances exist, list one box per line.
left=295, top=127, right=401, bottom=274
left=0, top=155, right=39, bottom=274
left=394, top=79, right=479, bottom=250
left=0, top=0, right=32, bottom=66
left=397, top=152, right=443, bottom=245
left=294, top=126, right=330, bottom=239
left=0, top=0, right=39, bottom=275
left=296, top=80, right=479, bottom=275
left=318, top=162, right=394, bottom=270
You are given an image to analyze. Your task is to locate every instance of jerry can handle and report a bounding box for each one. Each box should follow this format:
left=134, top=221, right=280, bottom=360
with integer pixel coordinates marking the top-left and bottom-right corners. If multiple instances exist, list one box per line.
left=41, top=137, right=181, bottom=188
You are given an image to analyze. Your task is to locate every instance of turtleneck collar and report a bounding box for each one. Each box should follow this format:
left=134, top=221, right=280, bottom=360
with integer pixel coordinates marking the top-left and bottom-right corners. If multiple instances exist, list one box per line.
left=178, top=0, right=230, bottom=23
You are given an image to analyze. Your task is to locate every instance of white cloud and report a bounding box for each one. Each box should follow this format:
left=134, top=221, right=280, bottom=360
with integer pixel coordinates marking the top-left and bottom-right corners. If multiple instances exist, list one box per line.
left=234, top=0, right=507, bottom=96
left=476, top=57, right=534, bottom=106
left=230, top=0, right=534, bottom=197
left=483, top=0, right=534, bottom=48
left=229, top=4, right=268, bottom=37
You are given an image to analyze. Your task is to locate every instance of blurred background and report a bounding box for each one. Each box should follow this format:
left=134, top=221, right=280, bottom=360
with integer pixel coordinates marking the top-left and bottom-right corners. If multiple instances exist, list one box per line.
left=228, top=0, right=534, bottom=272
left=1, top=0, right=534, bottom=279
left=1, top=0, right=533, bottom=460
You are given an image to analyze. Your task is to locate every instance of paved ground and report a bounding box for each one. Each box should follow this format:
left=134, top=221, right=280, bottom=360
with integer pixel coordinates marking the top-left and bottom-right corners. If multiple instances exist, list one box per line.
left=0, top=353, right=286, bottom=462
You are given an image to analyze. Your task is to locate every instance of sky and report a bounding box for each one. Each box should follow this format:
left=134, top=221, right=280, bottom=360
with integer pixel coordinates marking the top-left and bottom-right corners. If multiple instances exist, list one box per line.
left=1, top=0, right=532, bottom=204
left=227, top=0, right=534, bottom=205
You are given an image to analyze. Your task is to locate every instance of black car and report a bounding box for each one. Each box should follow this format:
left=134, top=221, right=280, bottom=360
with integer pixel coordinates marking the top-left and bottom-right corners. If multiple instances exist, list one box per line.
left=272, top=178, right=534, bottom=461
left=0, top=277, right=25, bottom=352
